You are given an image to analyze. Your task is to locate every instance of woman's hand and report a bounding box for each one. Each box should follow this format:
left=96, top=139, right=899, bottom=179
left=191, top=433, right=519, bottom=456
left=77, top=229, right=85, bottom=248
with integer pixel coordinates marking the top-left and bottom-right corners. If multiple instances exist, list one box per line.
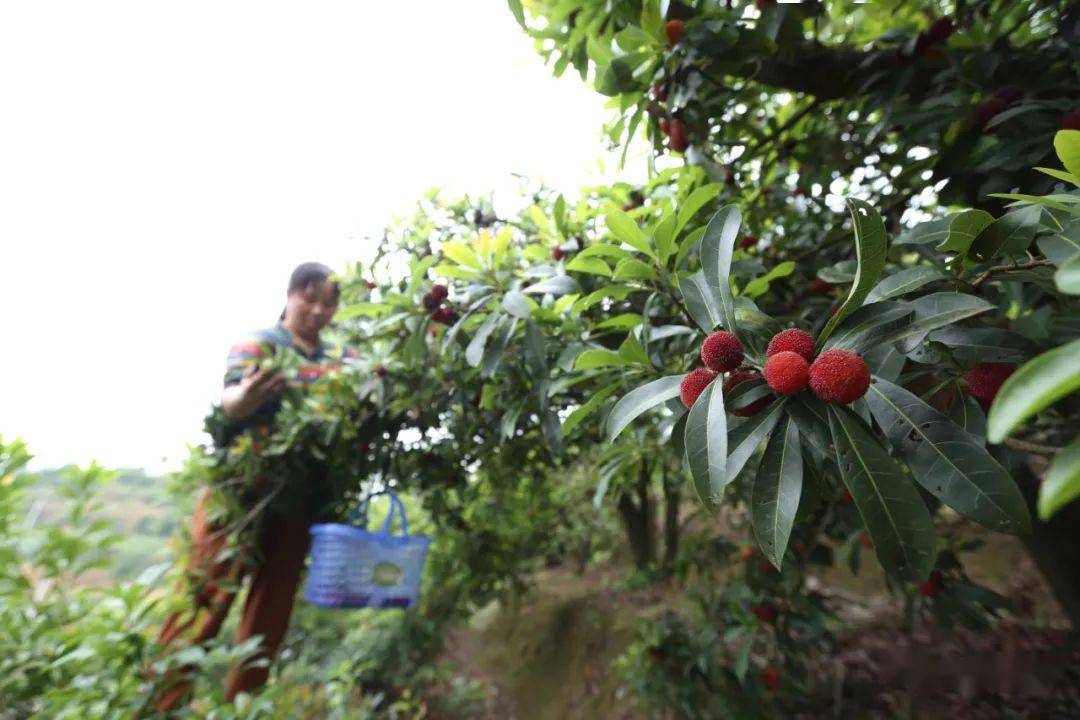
left=221, top=364, right=287, bottom=420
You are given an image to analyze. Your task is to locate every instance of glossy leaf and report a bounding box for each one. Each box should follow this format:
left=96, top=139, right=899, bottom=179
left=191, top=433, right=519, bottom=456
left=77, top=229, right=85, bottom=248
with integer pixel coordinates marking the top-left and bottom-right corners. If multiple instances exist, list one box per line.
left=607, top=375, right=684, bottom=441
left=606, top=208, right=654, bottom=258
left=866, top=378, right=1030, bottom=534
left=675, top=184, right=722, bottom=236
left=823, top=301, right=913, bottom=354
left=816, top=199, right=888, bottom=347
left=679, top=270, right=722, bottom=332
left=751, top=416, right=803, bottom=569
left=523, top=275, right=581, bottom=296
left=685, top=379, right=728, bottom=511
left=1055, top=129, right=1080, bottom=180
left=986, top=338, right=1080, bottom=443
left=865, top=266, right=946, bottom=303
left=880, top=292, right=995, bottom=353
left=726, top=398, right=786, bottom=486
left=699, top=205, right=741, bottom=338
left=1038, top=438, right=1080, bottom=520
left=501, top=291, right=532, bottom=319
left=937, top=209, right=993, bottom=259
left=1056, top=252, right=1080, bottom=294
left=565, top=255, right=612, bottom=277
left=828, top=405, right=936, bottom=583
left=563, top=382, right=620, bottom=437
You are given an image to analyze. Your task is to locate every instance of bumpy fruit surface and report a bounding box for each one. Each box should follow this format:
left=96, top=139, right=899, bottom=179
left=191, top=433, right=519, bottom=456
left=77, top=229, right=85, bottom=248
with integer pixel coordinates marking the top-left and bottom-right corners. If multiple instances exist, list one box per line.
left=763, top=351, right=810, bottom=396
left=552, top=247, right=565, bottom=261
left=724, top=371, right=770, bottom=417
left=808, top=349, right=870, bottom=404
left=431, top=284, right=449, bottom=301
left=680, top=368, right=717, bottom=409
left=665, top=19, right=685, bottom=45
left=974, top=97, right=1007, bottom=129
left=761, top=667, right=779, bottom=693
left=766, top=328, right=814, bottom=361
left=431, top=306, right=456, bottom=325
left=739, top=234, right=757, bottom=250
left=1062, top=110, right=1080, bottom=131
left=422, top=292, right=441, bottom=311
left=701, top=331, right=744, bottom=372
left=963, top=362, right=1015, bottom=406
left=669, top=118, right=688, bottom=153
left=808, top=278, right=833, bottom=294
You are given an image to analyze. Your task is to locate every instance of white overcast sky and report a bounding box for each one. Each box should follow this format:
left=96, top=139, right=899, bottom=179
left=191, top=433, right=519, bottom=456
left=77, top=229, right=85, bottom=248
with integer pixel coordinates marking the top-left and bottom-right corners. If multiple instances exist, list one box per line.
left=0, top=2, right=645, bottom=472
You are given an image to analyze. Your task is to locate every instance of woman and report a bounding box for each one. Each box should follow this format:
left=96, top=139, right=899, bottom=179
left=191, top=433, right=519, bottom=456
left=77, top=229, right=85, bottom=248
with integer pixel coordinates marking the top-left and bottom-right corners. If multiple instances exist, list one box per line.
left=149, top=262, right=352, bottom=712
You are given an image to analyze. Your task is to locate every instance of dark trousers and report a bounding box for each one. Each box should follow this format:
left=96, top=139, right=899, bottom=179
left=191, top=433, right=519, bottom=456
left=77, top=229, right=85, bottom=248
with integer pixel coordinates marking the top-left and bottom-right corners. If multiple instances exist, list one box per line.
left=149, top=488, right=311, bottom=712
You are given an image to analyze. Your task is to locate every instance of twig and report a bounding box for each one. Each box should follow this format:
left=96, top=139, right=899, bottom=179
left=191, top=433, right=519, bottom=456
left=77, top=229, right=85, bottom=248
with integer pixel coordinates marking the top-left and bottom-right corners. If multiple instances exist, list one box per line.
left=1005, top=437, right=1062, bottom=456
left=971, top=259, right=1054, bottom=288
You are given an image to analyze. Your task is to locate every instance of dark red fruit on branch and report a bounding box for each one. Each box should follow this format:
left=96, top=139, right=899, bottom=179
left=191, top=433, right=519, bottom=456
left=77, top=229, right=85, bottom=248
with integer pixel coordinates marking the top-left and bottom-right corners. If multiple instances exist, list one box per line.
left=701, top=331, right=744, bottom=372
left=752, top=603, right=779, bottom=623
left=974, top=97, right=1007, bottom=129
left=431, top=284, right=449, bottom=301
left=364, top=279, right=377, bottom=290
left=680, top=368, right=718, bottom=409
left=739, top=234, right=758, bottom=250
left=963, top=362, right=1015, bottom=408
left=375, top=365, right=388, bottom=378
left=919, top=569, right=943, bottom=598
left=808, top=278, right=833, bottom=294
left=755, top=0, right=775, bottom=10
left=808, top=349, right=870, bottom=404
left=665, top=19, right=685, bottom=46
left=658, top=117, right=670, bottom=135
left=669, top=118, right=689, bottom=153
left=724, top=371, right=771, bottom=417
left=552, top=246, right=565, bottom=261
left=422, top=292, right=441, bottom=311
left=651, top=83, right=668, bottom=102
left=762, top=667, right=779, bottom=692
left=858, top=532, right=874, bottom=549
left=1062, top=110, right=1080, bottom=131
left=763, top=351, right=810, bottom=396
left=766, top=328, right=815, bottom=361
left=927, top=17, right=955, bottom=44
left=840, top=488, right=854, bottom=503
left=432, top=306, right=456, bottom=325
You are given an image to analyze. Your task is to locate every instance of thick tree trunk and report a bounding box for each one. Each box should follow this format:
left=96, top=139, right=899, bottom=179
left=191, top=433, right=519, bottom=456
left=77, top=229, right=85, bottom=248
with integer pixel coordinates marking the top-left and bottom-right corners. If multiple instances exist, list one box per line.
left=662, top=469, right=680, bottom=569
left=616, top=462, right=656, bottom=570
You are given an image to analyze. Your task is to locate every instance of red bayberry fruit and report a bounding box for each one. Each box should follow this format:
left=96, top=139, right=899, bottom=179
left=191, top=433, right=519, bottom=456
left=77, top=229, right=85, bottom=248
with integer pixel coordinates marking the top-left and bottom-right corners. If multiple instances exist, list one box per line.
left=421, top=292, right=441, bottom=311
left=658, top=117, right=670, bottom=135
left=808, top=278, right=833, bottom=294
left=724, top=371, right=771, bottom=417
left=665, top=19, right=685, bottom=46
left=974, top=97, right=1007, bottom=129
left=431, top=284, right=449, bottom=301
left=927, top=17, right=954, bottom=43
left=432, top=306, right=455, bottom=324
left=701, top=331, right=744, bottom=372
left=762, top=667, right=779, bottom=692
left=1062, top=110, right=1080, bottom=131
left=364, top=279, right=377, bottom=290
left=808, top=349, right=871, bottom=404
left=651, top=83, right=668, bottom=103
left=759, top=558, right=777, bottom=575
left=763, top=351, right=810, bottom=396
left=840, top=488, right=853, bottom=503
left=963, top=362, right=1015, bottom=407
left=740, top=546, right=756, bottom=560
left=858, top=532, right=874, bottom=549
left=669, top=118, right=689, bottom=153
left=680, top=368, right=717, bottom=409
left=766, top=328, right=815, bottom=361
left=739, top=234, right=758, bottom=250
left=375, top=365, right=388, bottom=378
left=752, top=603, right=779, bottom=623
left=919, top=569, right=943, bottom=598
left=552, top=247, right=565, bottom=261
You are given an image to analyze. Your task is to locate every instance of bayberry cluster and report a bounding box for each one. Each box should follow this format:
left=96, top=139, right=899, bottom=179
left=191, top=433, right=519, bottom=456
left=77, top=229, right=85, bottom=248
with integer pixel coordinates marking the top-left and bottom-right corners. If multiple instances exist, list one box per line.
left=421, top=284, right=458, bottom=325
left=761, top=328, right=871, bottom=404
left=962, top=362, right=1015, bottom=409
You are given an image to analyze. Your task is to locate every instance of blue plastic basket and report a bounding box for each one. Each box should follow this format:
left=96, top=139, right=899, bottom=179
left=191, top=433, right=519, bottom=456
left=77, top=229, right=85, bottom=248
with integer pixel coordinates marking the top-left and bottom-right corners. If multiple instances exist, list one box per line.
left=305, top=491, right=431, bottom=609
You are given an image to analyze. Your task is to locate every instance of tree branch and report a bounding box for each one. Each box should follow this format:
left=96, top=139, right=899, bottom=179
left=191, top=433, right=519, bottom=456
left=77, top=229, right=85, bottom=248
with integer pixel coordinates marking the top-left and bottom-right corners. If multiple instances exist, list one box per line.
left=971, top=259, right=1054, bottom=288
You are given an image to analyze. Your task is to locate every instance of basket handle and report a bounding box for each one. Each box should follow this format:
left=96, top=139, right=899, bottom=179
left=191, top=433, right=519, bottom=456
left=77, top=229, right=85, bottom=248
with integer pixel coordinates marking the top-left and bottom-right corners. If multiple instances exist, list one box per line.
left=347, top=491, right=409, bottom=536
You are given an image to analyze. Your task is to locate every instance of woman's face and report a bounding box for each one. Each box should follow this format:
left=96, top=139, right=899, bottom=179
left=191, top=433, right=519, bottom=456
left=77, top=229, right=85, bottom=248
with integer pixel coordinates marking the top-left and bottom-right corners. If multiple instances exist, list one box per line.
left=285, top=281, right=339, bottom=337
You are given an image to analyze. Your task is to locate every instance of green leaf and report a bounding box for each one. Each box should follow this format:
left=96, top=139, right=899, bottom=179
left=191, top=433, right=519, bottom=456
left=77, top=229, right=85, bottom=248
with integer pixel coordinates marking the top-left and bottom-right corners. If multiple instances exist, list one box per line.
left=575, top=349, right=633, bottom=370
left=1056, top=253, right=1080, bottom=294
left=653, top=212, right=678, bottom=264
left=565, top=255, right=612, bottom=277
left=895, top=216, right=950, bottom=246
left=1038, top=438, right=1080, bottom=520
left=679, top=271, right=722, bottom=333
left=1035, top=166, right=1080, bottom=187
left=576, top=244, right=632, bottom=262
left=407, top=255, right=438, bottom=296
left=675, top=184, right=722, bottom=236
left=937, top=209, right=994, bottom=259
left=700, top=205, right=742, bottom=337
left=927, top=327, right=1030, bottom=364
left=593, top=313, right=643, bottom=331
left=865, top=267, right=946, bottom=303
left=607, top=375, right=684, bottom=441
left=987, top=338, right=1080, bottom=443
left=572, top=285, right=637, bottom=313
left=969, top=206, right=1041, bottom=261
left=481, top=317, right=517, bottom=378
left=640, top=0, right=665, bottom=44
left=613, top=257, right=658, bottom=281
left=563, top=382, right=620, bottom=437
left=828, top=405, right=936, bottom=583
left=726, top=398, right=787, bottom=486
left=440, top=241, right=482, bottom=269
left=742, top=261, right=796, bottom=299
left=816, top=199, right=888, bottom=347
left=1055, top=129, right=1080, bottom=180
left=465, top=313, right=500, bottom=367
left=523, top=275, right=581, bottom=296
left=606, top=209, right=655, bottom=258
left=507, top=0, right=525, bottom=26
left=822, top=301, right=913, bottom=354
left=865, top=378, right=1030, bottom=535
left=751, top=416, right=803, bottom=570
left=879, top=292, right=995, bottom=353
left=685, top=379, right=728, bottom=512
left=432, top=263, right=484, bottom=280
left=501, top=291, right=533, bottom=319
left=618, top=331, right=652, bottom=366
